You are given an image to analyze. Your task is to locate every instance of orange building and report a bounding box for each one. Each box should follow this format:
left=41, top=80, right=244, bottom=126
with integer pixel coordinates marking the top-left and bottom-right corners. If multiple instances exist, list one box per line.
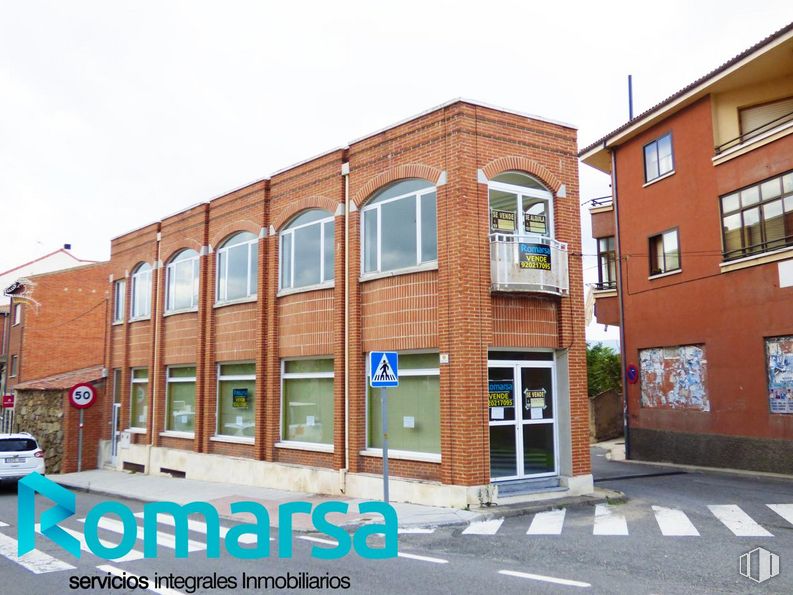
left=104, top=100, right=590, bottom=506
left=581, top=24, right=793, bottom=473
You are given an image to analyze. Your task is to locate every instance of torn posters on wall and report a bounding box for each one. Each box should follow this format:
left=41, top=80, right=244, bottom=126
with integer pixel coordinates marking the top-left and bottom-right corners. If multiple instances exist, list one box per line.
left=767, top=335, right=793, bottom=414
left=639, top=345, right=709, bottom=411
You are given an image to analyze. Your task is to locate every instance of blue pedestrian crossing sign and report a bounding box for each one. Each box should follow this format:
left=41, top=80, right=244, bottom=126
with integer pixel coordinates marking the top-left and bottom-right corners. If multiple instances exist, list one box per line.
left=369, top=351, right=399, bottom=388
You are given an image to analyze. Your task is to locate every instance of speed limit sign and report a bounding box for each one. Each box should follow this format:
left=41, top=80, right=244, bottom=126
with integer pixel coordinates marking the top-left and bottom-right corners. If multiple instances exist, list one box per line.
left=69, top=382, right=96, bottom=409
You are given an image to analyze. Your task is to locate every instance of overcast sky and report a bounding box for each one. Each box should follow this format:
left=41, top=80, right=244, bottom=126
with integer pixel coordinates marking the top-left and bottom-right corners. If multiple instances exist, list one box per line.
left=2, top=1, right=792, bottom=341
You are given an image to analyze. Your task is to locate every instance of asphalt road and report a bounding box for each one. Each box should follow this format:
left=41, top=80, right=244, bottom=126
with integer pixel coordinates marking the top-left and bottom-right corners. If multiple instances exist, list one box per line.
left=0, top=451, right=791, bottom=594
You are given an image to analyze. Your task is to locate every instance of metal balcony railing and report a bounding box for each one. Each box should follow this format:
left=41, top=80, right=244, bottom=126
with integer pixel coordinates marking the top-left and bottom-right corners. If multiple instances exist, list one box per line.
left=715, top=109, right=793, bottom=155
left=592, top=280, right=617, bottom=291
left=490, top=233, right=569, bottom=295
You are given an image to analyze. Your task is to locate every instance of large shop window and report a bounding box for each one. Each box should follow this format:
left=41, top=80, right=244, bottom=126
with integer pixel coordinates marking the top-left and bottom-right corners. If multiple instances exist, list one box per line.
left=129, top=368, right=148, bottom=429
left=113, top=280, right=126, bottom=323
left=643, top=133, right=674, bottom=183
left=280, top=210, right=335, bottom=290
left=489, top=171, right=554, bottom=238
left=368, top=353, right=440, bottom=455
left=721, top=171, right=793, bottom=261
left=166, top=250, right=199, bottom=312
left=281, top=359, right=334, bottom=445
left=130, top=263, right=152, bottom=319
left=362, top=179, right=437, bottom=274
left=649, top=229, right=680, bottom=276
left=216, top=232, right=258, bottom=302
left=217, top=363, right=256, bottom=438
left=165, top=366, right=196, bottom=434
left=767, top=335, right=793, bottom=414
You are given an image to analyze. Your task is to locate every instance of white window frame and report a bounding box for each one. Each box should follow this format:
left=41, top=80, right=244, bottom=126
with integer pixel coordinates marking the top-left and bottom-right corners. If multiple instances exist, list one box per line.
left=216, top=233, right=258, bottom=304
left=129, top=367, right=148, bottom=431
left=130, top=264, right=152, bottom=320
left=165, top=250, right=199, bottom=313
left=488, top=177, right=555, bottom=239
left=163, top=365, right=197, bottom=437
left=649, top=228, right=681, bottom=276
left=361, top=183, right=437, bottom=275
left=10, top=355, right=18, bottom=377
left=279, top=212, right=335, bottom=291
left=113, top=279, right=126, bottom=323
left=364, top=351, right=441, bottom=459
left=12, top=303, right=22, bottom=326
left=279, top=358, right=335, bottom=449
left=215, top=361, right=256, bottom=441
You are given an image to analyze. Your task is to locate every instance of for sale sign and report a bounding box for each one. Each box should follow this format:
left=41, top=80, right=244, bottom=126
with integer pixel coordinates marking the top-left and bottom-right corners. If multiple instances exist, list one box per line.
left=1, top=394, right=13, bottom=408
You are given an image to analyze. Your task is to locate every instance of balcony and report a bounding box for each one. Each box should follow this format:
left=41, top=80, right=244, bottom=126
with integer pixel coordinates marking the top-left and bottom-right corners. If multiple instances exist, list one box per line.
left=490, top=233, right=569, bottom=295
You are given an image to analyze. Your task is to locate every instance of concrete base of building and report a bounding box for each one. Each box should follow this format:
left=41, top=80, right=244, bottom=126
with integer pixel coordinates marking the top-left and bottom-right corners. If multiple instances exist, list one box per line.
left=100, top=441, right=593, bottom=509
left=630, top=428, right=793, bottom=475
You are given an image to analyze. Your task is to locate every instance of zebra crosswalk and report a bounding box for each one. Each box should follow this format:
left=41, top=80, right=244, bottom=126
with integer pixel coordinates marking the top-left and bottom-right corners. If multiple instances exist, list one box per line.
left=0, top=514, right=267, bottom=577
left=404, top=502, right=793, bottom=538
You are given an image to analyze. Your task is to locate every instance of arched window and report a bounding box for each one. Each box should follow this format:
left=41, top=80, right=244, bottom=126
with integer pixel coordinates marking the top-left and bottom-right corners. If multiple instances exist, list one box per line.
left=216, top=232, right=258, bottom=302
left=280, top=210, right=334, bottom=290
left=361, top=179, right=437, bottom=274
left=130, top=262, right=152, bottom=319
left=165, top=249, right=199, bottom=312
left=488, top=171, right=554, bottom=238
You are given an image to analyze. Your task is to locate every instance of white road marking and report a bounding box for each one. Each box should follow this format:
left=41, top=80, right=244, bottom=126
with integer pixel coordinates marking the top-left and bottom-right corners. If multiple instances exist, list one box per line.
left=463, top=518, right=504, bottom=535
left=593, top=504, right=629, bottom=536
left=133, top=512, right=261, bottom=543
left=652, top=506, right=699, bottom=536
left=297, top=535, right=448, bottom=564
left=768, top=504, right=793, bottom=527
left=398, top=527, right=436, bottom=534
left=79, top=518, right=206, bottom=551
left=499, top=569, right=591, bottom=588
left=527, top=509, right=566, bottom=535
left=38, top=524, right=144, bottom=562
left=0, top=531, right=75, bottom=574
left=0, top=521, right=8, bottom=527
left=708, top=505, right=773, bottom=537
left=97, top=564, right=184, bottom=595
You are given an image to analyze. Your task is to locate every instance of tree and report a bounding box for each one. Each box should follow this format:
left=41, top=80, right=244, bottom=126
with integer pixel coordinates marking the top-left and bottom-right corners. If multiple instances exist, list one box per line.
left=587, top=342, right=622, bottom=397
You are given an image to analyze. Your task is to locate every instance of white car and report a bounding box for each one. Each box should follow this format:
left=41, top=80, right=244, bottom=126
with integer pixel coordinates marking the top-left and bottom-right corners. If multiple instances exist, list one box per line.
left=0, top=433, right=45, bottom=482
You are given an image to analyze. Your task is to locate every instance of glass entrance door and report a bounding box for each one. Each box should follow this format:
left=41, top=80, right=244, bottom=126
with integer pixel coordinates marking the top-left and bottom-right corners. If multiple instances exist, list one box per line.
left=488, top=359, right=557, bottom=480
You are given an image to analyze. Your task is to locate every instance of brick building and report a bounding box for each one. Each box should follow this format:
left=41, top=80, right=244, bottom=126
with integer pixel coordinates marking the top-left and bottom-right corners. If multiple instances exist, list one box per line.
left=5, top=262, right=110, bottom=394
left=581, top=24, right=793, bottom=473
left=105, top=100, right=590, bottom=506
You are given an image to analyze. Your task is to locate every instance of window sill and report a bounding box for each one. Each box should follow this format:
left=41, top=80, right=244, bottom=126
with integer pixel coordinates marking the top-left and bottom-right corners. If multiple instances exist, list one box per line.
left=125, top=427, right=147, bottom=434
left=214, top=296, right=258, bottom=309
left=159, top=431, right=195, bottom=440
left=642, top=170, right=675, bottom=188
left=211, top=435, right=255, bottom=445
left=128, top=316, right=151, bottom=323
left=163, top=307, right=198, bottom=317
left=275, top=441, right=334, bottom=453
left=360, top=261, right=439, bottom=283
left=360, top=448, right=441, bottom=463
left=277, top=282, right=335, bottom=298
left=112, top=320, right=124, bottom=326
left=648, top=269, right=682, bottom=281
left=720, top=245, right=793, bottom=273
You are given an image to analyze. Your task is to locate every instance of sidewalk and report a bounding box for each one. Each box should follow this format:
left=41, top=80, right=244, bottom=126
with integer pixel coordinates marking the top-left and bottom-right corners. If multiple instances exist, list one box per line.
left=50, top=469, right=617, bottom=531
left=51, top=469, right=480, bottom=531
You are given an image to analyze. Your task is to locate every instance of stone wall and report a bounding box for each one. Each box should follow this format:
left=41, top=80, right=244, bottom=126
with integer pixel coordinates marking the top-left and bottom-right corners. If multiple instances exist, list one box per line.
left=14, top=389, right=65, bottom=473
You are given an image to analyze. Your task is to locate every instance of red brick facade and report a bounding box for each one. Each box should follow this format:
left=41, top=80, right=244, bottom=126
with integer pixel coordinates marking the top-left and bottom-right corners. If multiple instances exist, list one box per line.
left=106, top=100, right=590, bottom=501
left=6, top=263, right=110, bottom=393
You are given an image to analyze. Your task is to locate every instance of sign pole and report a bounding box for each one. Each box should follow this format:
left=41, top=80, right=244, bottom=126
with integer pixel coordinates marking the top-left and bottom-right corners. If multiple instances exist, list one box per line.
left=381, top=387, right=389, bottom=503
left=77, top=409, right=84, bottom=472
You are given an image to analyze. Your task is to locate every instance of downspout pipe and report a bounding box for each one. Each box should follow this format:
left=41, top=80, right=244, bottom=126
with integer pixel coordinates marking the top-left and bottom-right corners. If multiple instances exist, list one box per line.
left=610, top=148, right=630, bottom=459
left=342, top=160, right=351, bottom=475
